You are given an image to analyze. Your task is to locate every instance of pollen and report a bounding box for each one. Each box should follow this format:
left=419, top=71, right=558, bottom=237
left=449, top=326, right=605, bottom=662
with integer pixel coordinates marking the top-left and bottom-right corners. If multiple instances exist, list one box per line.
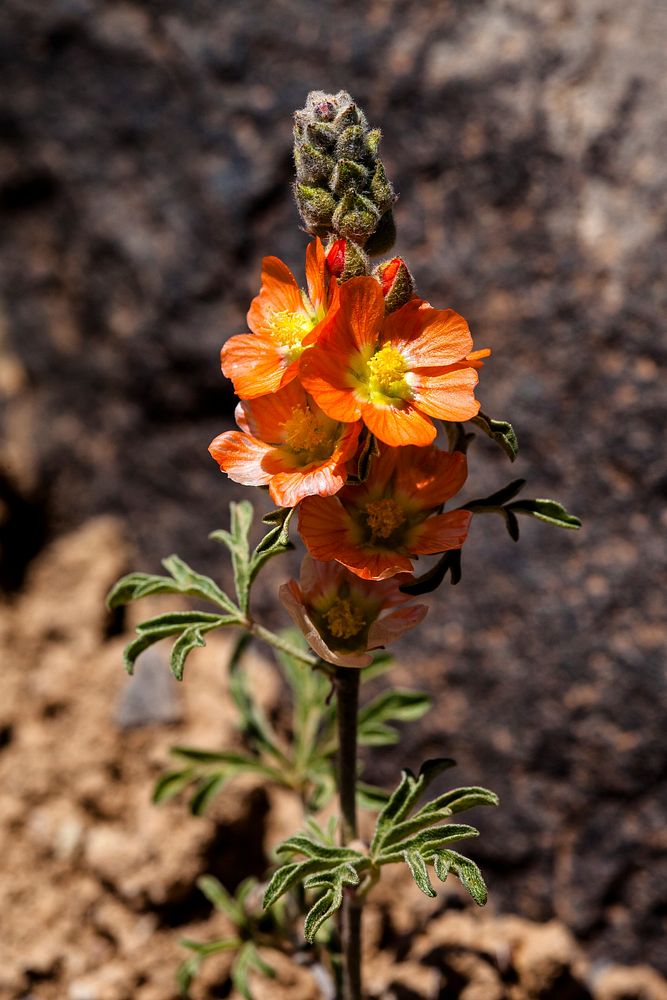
left=325, top=598, right=365, bottom=640
left=365, top=498, right=407, bottom=540
left=268, top=310, right=313, bottom=351
left=366, top=344, right=409, bottom=398
left=283, top=407, right=332, bottom=454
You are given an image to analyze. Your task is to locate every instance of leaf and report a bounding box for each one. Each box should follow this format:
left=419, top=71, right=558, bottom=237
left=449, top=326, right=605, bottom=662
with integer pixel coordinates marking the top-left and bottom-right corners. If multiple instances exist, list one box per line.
left=196, top=875, right=243, bottom=922
left=176, top=953, right=201, bottom=996
left=190, top=773, right=227, bottom=815
left=107, top=560, right=238, bottom=616
left=228, top=635, right=288, bottom=764
left=303, top=864, right=359, bottom=942
left=170, top=626, right=207, bottom=681
left=152, top=768, right=195, bottom=804
left=370, top=760, right=456, bottom=855
left=263, top=858, right=334, bottom=909
left=357, top=782, right=391, bottom=810
left=275, top=834, right=364, bottom=864
left=431, top=849, right=488, bottom=905
left=359, top=689, right=431, bottom=736
left=376, top=823, right=479, bottom=864
left=121, top=612, right=237, bottom=677
left=248, top=507, right=295, bottom=585
left=464, top=478, right=526, bottom=511
left=420, top=786, right=500, bottom=817
left=509, top=498, right=581, bottom=530
left=210, top=500, right=254, bottom=613
left=403, top=849, right=436, bottom=897
left=471, top=411, right=519, bottom=462
left=181, top=937, right=240, bottom=956
left=443, top=421, right=476, bottom=455
left=232, top=942, right=275, bottom=1000
left=399, top=549, right=462, bottom=595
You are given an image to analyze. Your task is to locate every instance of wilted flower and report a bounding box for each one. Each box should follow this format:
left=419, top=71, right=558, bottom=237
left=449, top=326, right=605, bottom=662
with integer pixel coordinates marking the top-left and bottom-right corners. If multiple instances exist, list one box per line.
left=279, top=556, right=427, bottom=668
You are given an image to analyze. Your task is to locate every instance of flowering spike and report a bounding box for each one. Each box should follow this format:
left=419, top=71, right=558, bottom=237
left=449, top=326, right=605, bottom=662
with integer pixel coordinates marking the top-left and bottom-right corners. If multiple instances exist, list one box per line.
left=293, top=90, right=397, bottom=249
left=374, top=257, right=415, bottom=312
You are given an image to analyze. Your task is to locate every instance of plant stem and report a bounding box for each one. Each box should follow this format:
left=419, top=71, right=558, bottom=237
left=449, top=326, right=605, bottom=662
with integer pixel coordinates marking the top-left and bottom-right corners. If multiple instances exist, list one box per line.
left=250, top=623, right=319, bottom=667
left=336, top=666, right=362, bottom=1000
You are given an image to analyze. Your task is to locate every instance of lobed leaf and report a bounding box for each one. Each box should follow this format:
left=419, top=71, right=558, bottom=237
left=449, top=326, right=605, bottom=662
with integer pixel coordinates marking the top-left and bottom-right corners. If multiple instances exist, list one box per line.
left=303, top=863, right=359, bottom=942
left=263, top=858, right=333, bottom=910
left=376, top=823, right=479, bottom=864
left=403, top=849, right=435, bottom=897
left=509, top=498, right=581, bottom=530
left=398, top=549, right=462, bottom=595
left=196, top=875, right=243, bottom=922
left=430, top=849, right=488, bottom=905
left=275, top=834, right=364, bottom=864
left=152, top=768, right=196, bottom=804
left=420, top=786, right=500, bottom=817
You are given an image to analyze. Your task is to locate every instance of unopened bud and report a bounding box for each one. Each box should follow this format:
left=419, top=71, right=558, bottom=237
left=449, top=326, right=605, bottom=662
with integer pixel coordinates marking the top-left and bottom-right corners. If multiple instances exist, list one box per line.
left=336, top=124, right=367, bottom=162
left=333, top=192, right=380, bottom=242
left=331, top=158, right=368, bottom=196
left=373, top=256, right=415, bottom=312
left=370, top=161, right=395, bottom=215
left=294, top=142, right=335, bottom=184
left=295, top=184, right=336, bottom=230
left=326, top=238, right=370, bottom=281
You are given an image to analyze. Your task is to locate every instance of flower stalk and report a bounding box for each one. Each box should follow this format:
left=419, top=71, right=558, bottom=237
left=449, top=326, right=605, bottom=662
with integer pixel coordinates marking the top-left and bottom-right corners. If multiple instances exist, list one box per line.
left=336, top=666, right=362, bottom=1000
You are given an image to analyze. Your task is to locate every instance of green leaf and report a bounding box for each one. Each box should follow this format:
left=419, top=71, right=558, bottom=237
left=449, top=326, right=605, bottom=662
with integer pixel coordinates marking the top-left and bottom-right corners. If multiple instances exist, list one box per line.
left=181, top=937, right=240, bottom=956
left=170, top=626, right=207, bottom=681
left=228, top=635, right=288, bottom=764
left=176, top=953, right=201, bottom=996
left=106, top=559, right=238, bottom=616
left=357, top=782, right=391, bottom=810
left=248, top=507, right=295, bottom=585
left=359, top=689, right=431, bottom=736
left=232, top=942, right=275, bottom=1000
left=509, top=498, right=581, bottom=530
left=190, top=773, right=227, bottom=815
left=370, top=761, right=455, bottom=855
left=403, top=849, right=436, bottom=897
left=377, top=823, right=479, bottom=864
left=420, top=786, right=500, bottom=817
left=431, top=849, right=488, bottom=905
left=471, top=411, right=519, bottom=462
left=210, top=500, right=254, bottom=613
left=464, top=478, right=526, bottom=511
left=196, top=875, right=244, bottom=922
left=275, top=834, right=364, bottom=864
left=398, top=549, right=462, bottom=595
left=263, top=858, right=333, bottom=909
left=152, top=768, right=195, bottom=804
left=303, top=863, right=359, bottom=942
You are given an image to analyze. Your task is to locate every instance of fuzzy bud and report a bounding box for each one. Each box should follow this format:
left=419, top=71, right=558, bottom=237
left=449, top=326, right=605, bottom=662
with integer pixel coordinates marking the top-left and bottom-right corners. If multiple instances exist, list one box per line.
left=364, top=210, right=397, bottom=256
left=373, top=256, right=415, bottom=312
left=293, top=90, right=398, bottom=248
left=326, top=238, right=370, bottom=281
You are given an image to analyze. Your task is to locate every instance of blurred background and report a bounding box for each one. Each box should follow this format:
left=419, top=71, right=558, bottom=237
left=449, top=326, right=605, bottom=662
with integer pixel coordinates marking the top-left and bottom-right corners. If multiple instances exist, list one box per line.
left=1, top=1, right=666, bottom=998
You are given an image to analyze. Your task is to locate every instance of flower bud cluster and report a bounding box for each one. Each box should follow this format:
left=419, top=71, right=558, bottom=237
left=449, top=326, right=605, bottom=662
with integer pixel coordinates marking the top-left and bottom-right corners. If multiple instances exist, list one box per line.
left=293, top=90, right=397, bottom=256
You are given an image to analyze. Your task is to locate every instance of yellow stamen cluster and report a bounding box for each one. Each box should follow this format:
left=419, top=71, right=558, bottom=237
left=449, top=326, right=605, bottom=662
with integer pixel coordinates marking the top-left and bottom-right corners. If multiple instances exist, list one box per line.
left=268, top=310, right=313, bottom=351
left=325, top=598, right=366, bottom=640
left=366, top=344, right=409, bottom=398
left=283, top=407, right=332, bottom=454
left=365, top=498, right=407, bottom=540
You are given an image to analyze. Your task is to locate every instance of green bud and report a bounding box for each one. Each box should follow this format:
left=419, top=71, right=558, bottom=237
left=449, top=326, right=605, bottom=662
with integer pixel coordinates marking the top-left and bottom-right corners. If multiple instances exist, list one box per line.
left=364, top=210, right=397, bottom=256
left=333, top=101, right=366, bottom=132
left=336, top=124, right=367, bottom=162
left=331, top=158, right=369, bottom=196
left=306, top=121, right=337, bottom=150
left=294, top=142, right=335, bottom=183
left=333, top=192, right=380, bottom=242
left=370, top=161, right=395, bottom=215
left=325, top=238, right=370, bottom=281
left=366, top=128, right=382, bottom=157
left=295, top=184, right=336, bottom=230
left=373, top=256, right=415, bottom=312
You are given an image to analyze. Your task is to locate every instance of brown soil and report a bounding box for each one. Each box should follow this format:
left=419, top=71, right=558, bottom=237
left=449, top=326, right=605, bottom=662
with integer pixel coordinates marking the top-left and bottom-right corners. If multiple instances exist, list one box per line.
left=2, top=519, right=665, bottom=1000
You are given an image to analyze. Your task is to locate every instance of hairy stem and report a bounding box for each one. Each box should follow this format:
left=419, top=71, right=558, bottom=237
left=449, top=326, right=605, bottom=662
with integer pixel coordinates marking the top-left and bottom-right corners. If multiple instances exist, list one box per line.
left=250, top=623, right=319, bottom=667
left=336, top=666, right=362, bottom=1000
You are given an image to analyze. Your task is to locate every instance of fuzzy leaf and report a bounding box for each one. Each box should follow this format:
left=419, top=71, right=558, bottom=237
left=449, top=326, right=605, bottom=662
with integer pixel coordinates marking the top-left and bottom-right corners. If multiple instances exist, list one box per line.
left=420, top=786, right=500, bottom=817
left=431, top=849, right=488, bottom=905
left=196, top=875, right=243, bottom=922
left=248, top=506, right=295, bottom=585
left=464, top=478, right=527, bottom=511
left=263, top=859, right=332, bottom=910
left=210, top=500, right=254, bottom=612
left=152, top=769, right=195, bottom=804
left=357, top=782, right=391, bottom=810
left=433, top=853, right=452, bottom=883
left=403, top=849, right=436, bottom=897
left=228, top=634, right=288, bottom=764
left=303, top=863, right=359, bottom=942
left=376, top=823, right=479, bottom=864
left=359, top=689, right=432, bottom=730
left=370, top=759, right=456, bottom=854
left=107, top=560, right=238, bottom=616
left=509, top=498, right=582, bottom=530
left=275, top=834, right=364, bottom=864
left=170, top=626, right=207, bottom=681
left=398, top=549, right=462, bottom=595
left=190, top=773, right=226, bottom=815
left=472, top=411, right=519, bottom=461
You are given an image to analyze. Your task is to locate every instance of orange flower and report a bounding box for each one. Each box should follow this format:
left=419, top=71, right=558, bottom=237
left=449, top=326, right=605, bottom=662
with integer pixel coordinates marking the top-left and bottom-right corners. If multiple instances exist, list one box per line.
left=279, top=556, right=428, bottom=668
left=300, top=277, right=486, bottom=446
left=298, top=444, right=471, bottom=580
left=208, top=380, right=361, bottom=508
left=221, top=238, right=337, bottom=399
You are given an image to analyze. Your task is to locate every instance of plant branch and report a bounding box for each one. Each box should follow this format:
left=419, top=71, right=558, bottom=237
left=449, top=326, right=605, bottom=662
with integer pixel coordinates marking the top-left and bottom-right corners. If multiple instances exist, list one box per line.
left=336, top=667, right=362, bottom=1000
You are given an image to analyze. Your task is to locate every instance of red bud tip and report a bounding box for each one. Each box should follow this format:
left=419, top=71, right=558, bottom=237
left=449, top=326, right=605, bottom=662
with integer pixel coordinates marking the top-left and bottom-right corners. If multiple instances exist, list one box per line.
left=379, top=257, right=403, bottom=296
left=326, top=239, right=347, bottom=277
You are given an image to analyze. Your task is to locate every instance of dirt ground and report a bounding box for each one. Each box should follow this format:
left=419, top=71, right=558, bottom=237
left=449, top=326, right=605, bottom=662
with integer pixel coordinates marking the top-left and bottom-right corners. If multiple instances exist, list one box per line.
left=2, top=518, right=666, bottom=1000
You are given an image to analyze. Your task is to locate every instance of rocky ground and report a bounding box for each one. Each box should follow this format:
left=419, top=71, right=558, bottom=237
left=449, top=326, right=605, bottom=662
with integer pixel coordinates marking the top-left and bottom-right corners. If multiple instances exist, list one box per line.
left=1, top=0, right=666, bottom=992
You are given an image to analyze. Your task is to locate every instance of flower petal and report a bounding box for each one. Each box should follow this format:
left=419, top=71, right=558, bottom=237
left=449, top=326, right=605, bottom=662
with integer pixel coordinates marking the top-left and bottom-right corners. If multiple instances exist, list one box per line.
left=221, top=334, right=297, bottom=398
left=409, top=510, right=472, bottom=554
left=410, top=367, right=480, bottom=421
left=367, top=604, right=428, bottom=649
left=338, top=276, right=385, bottom=352
left=270, top=465, right=342, bottom=508
left=393, top=447, right=468, bottom=509
left=278, top=580, right=371, bottom=668
left=387, top=305, right=474, bottom=368
left=305, top=237, right=328, bottom=313
left=208, top=431, right=274, bottom=487
left=298, top=496, right=357, bottom=562
left=236, top=381, right=307, bottom=442
left=247, top=256, right=304, bottom=336
left=360, top=401, right=436, bottom=447
left=300, top=346, right=363, bottom=422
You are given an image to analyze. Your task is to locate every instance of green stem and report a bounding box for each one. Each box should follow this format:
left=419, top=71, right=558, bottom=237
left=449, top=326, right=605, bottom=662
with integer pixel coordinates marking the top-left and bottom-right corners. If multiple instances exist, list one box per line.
left=336, top=667, right=362, bottom=1000
left=249, top=623, right=319, bottom=667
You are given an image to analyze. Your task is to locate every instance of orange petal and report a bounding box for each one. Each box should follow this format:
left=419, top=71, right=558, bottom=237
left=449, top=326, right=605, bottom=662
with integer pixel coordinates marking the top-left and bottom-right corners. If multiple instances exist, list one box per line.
left=360, top=401, right=436, bottom=447
left=208, top=431, right=273, bottom=487
left=410, top=367, right=480, bottom=421
left=338, top=276, right=385, bottom=352
left=409, top=510, right=472, bottom=554
left=390, top=307, right=473, bottom=368
left=247, top=256, right=304, bottom=336
left=305, top=238, right=328, bottom=312
left=221, top=334, right=296, bottom=399
left=367, top=605, right=428, bottom=649
left=393, top=447, right=468, bottom=509
left=279, top=580, right=372, bottom=667
left=298, top=496, right=357, bottom=562
left=270, top=465, right=343, bottom=508
left=300, top=346, right=363, bottom=422
left=466, top=347, right=491, bottom=369
left=338, top=549, right=415, bottom=582
left=237, top=380, right=307, bottom=442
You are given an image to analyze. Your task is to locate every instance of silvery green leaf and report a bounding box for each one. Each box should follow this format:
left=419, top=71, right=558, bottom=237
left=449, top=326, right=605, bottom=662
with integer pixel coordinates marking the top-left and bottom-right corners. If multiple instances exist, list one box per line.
left=170, top=626, right=207, bottom=681
left=433, top=853, right=452, bottom=883
left=357, top=782, right=391, bottom=810
left=303, top=864, right=360, bottom=943
left=210, top=500, right=254, bottom=612
left=196, top=875, right=243, bottom=922
left=376, top=823, right=479, bottom=864
left=471, top=411, right=519, bottom=462
left=189, top=773, right=226, bottom=815
left=403, top=849, right=435, bottom=898
left=248, top=507, right=295, bottom=585
left=509, top=498, right=581, bottom=530
left=263, top=859, right=332, bottom=909
left=433, top=849, right=488, bottom=906
left=275, top=834, right=363, bottom=863
left=228, top=636, right=288, bottom=764
left=152, top=768, right=195, bottom=804
left=420, top=786, right=500, bottom=817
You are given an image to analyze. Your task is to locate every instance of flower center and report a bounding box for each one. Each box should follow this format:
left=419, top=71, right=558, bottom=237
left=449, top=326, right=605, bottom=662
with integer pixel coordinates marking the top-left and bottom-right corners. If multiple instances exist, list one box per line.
left=365, top=498, right=407, bottom=540
left=282, top=407, right=332, bottom=454
left=268, top=310, right=313, bottom=352
left=325, top=598, right=366, bottom=640
left=366, top=345, right=409, bottom=399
